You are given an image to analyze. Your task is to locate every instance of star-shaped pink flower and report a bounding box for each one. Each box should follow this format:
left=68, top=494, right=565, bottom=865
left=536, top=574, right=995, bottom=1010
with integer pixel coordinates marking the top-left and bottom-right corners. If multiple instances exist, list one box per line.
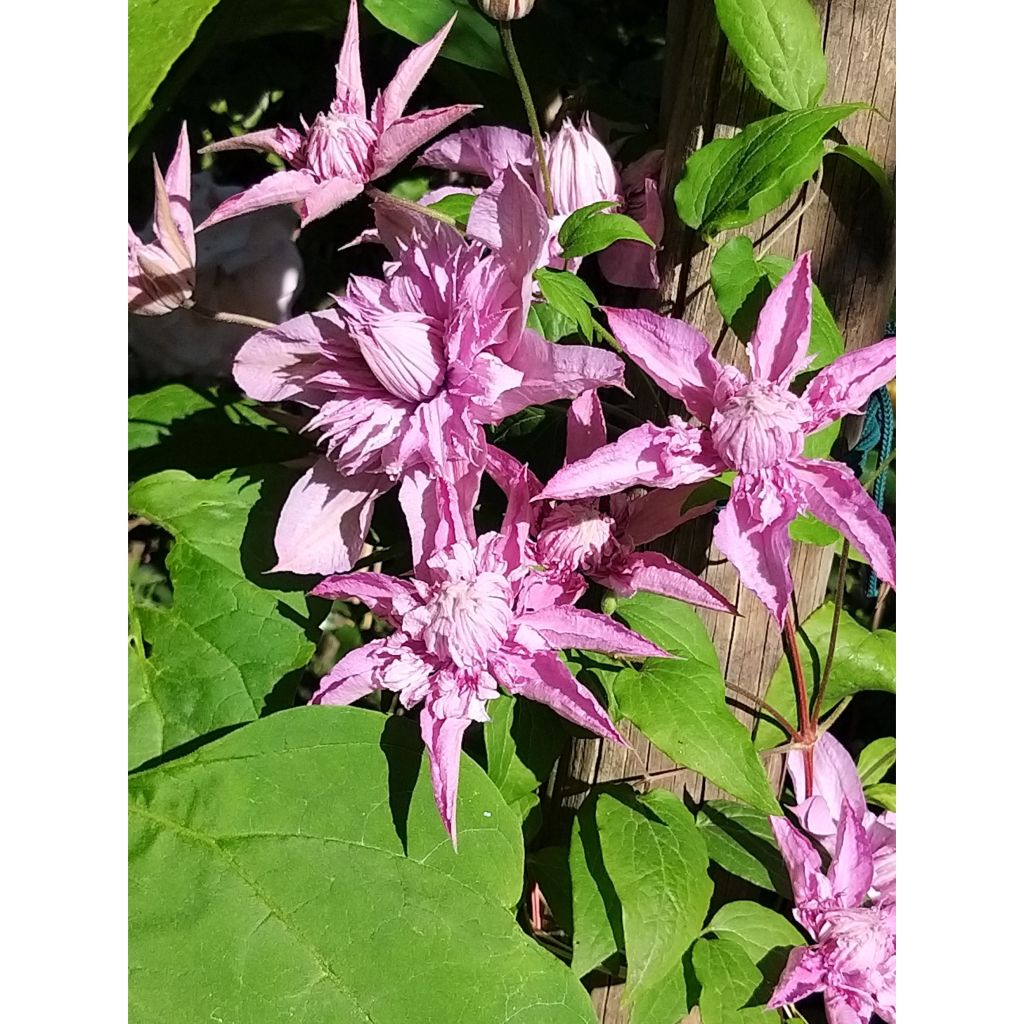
left=198, top=0, right=478, bottom=229
left=539, top=253, right=896, bottom=625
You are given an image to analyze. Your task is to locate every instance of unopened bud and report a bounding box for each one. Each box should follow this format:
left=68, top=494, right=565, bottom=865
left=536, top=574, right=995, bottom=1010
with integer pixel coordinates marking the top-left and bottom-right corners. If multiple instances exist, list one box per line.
left=479, top=0, right=535, bottom=21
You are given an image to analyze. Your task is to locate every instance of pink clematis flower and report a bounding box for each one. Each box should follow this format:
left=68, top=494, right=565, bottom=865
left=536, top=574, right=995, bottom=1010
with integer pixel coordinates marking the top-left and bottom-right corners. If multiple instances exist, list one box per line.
left=539, top=254, right=896, bottom=626
left=311, top=479, right=667, bottom=844
left=198, top=0, right=477, bottom=229
left=419, top=120, right=664, bottom=287
left=233, top=175, right=625, bottom=574
left=486, top=390, right=735, bottom=613
left=770, top=805, right=896, bottom=1024
left=128, top=123, right=196, bottom=316
left=787, top=731, right=896, bottom=905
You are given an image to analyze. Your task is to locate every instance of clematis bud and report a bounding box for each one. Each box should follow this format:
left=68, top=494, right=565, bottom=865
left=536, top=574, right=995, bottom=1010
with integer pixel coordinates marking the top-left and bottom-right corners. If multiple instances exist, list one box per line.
left=478, top=0, right=535, bottom=20
left=544, top=115, right=621, bottom=215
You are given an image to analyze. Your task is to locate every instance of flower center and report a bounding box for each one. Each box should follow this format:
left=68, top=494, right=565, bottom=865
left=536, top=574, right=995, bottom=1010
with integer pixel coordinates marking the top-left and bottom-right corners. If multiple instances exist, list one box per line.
left=304, top=110, right=376, bottom=181
left=419, top=572, right=514, bottom=670
left=537, top=502, right=623, bottom=574
left=709, top=380, right=811, bottom=472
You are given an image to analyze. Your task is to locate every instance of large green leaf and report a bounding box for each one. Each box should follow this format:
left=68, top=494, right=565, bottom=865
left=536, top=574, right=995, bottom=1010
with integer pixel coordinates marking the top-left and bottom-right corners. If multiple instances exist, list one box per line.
left=610, top=594, right=781, bottom=815
left=128, top=384, right=308, bottom=481
left=674, top=104, right=863, bottom=235
left=597, top=789, right=713, bottom=1009
left=128, top=0, right=223, bottom=130
left=692, top=936, right=776, bottom=1023
left=558, top=202, right=655, bottom=260
left=127, top=469, right=319, bottom=769
left=695, top=800, right=790, bottom=896
left=857, top=737, right=896, bottom=786
left=364, top=0, right=507, bottom=77
left=709, top=235, right=844, bottom=371
left=705, top=901, right=804, bottom=979
left=129, top=706, right=597, bottom=1024
left=755, top=601, right=895, bottom=750
left=535, top=268, right=599, bottom=341
left=714, top=0, right=827, bottom=111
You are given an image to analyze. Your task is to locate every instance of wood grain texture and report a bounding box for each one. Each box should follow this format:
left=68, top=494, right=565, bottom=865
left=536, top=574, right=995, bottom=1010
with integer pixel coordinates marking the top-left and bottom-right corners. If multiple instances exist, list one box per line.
left=562, top=2, right=895, bottom=1018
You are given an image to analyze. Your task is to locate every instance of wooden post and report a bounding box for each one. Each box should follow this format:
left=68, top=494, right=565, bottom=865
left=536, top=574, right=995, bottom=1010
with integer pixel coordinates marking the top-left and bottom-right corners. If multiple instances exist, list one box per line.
left=552, top=2, right=895, bottom=1018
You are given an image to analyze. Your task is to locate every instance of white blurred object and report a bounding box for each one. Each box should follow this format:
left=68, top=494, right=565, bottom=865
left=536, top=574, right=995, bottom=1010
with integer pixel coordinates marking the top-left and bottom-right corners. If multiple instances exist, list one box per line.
left=129, top=172, right=304, bottom=381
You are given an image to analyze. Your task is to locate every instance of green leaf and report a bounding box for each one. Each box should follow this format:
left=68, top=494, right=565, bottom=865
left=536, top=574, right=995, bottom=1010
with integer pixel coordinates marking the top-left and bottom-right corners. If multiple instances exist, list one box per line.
left=535, top=268, right=598, bottom=341
left=756, top=601, right=896, bottom=750
left=128, top=384, right=307, bottom=481
left=827, top=141, right=895, bottom=209
left=596, top=789, right=713, bottom=1007
left=696, top=800, right=790, bottom=896
left=127, top=469, right=319, bottom=769
left=128, top=0, right=223, bottom=129
left=714, top=0, right=827, bottom=110
left=610, top=594, right=781, bottom=815
left=799, top=421, right=841, bottom=460
left=129, top=706, right=598, bottom=1024
left=693, top=935, right=776, bottom=1023
left=364, top=0, right=507, bottom=77
left=427, top=191, right=477, bottom=228
left=705, top=901, right=804, bottom=978
left=484, top=694, right=565, bottom=823
left=709, top=237, right=844, bottom=372
left=857, top=737, right=896, bottom=786
left=864, top=782, right=896, bottom=812
left=558, top=202, right=655, bottom=260
left=569, top=793, right=623, bottom=977
left=674, top=104, right=863, bottom=235
left=528, top=302, right=579, bottom=341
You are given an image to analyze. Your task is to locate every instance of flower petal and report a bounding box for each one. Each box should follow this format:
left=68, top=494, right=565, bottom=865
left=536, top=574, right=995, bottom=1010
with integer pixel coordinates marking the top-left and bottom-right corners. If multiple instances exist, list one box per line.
left=787, top=731, right=868, bottom=850
left=311, top=572, right=422, bottom=624
left=713, top=471, right=799, bottom=627
left=466, top=166, right=549, bottom=281
left=603, top=307, right=722, bottom=423
left=789, top=458, right=895, bottom=589
left=334, top=0, right=366, bottom=116
left=272, top=460, right=385, bottom=574
left=596, top=550, right=737, bottom=614
left=372, top=14, right=457, bottom=127
left=619, top=484, right=710, bottom=546
left=516, top=605, right=669, bottom=660
left=420, top=705, right=472, bottom=846
left=769, top=815, right=829, bottom=927
left=494, top=650, right=622, bottom=743
left=200, top=126, right=306, bottom=164
left=311, top=637, right=392, bottom=706
left=161, top=122, right=195, bottom=261
left=803, top=337, right=896, bottom=431
left=197, top=170, right=318, bottom=231
left=566, top=390, right=608, bottom=464
left=398, top=465, right=478, bottom=572
left=541, top=422, right=723, bottom=501
left=767, top=946, right=827, bottom=1007
left=748, top=251, right=813, bottom=387
left=485, top=443, right=542, bottom=503
left=299, top=175, right=366, bottom=226
left=828, top=801, right=874, bottom=909
left=373, top=105, right=480, bottom=178
left=417, top=125, right=534, bottom=178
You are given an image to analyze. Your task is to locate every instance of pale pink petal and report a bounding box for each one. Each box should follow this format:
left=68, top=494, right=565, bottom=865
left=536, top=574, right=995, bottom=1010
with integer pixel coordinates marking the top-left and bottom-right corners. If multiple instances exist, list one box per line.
left=823, top=991, right=874, bottom=1024
left=494, top=650, right=622, bottom=743
left=311, top=572, right=422, bottom=624
left=466, top=167, right=549, bottom=280
left=233, top=312, right=337, bottom=403
left=201, top=126, right=306, bottom=164
left=789, top=458, right=895, bottom=589
left=347, top=311, right=446, bottom=404
left=484, top=444, right=542, bottom=504
left=299, top=175, right=366, bottom=225
left=713, top=471, right=799, bottom=627
left=398, top=466, right=477, bottom=572
left=788, top=731, right=868, bottom=847
left=803, top=337, right=896, bottom=431
left=516, top=605, right=669, bottom=659
left=272, top=460, right=385, bottom=574
left=541, top=422, right=724, bottom=501
left=828, top=802, right=874, bottom=909
left=418, top=125, right=533, bottom=178
left=596, top=551, right=737, bottom=614
left=162, top=122, right=194, bottom=259
left=767, top=947, right=827, bottom=1007
left=476, top=329, right=626, bottom=422
left=197, top=170, right=317, bottom=231
left=420, top=705, right=471, bottom=846
left=334, top=0, right=366, bottom=116
left=619, top=484, right=709, bottom=546
left=311, top=637, right=392, bottom=706
left=749, top=251, right=814, bottom=387
left=603, top=307, right=723, bottom=423
left=372, top=15, right=457, bottom=127
left=566, top=390, right=608, bottom=464
left=372, top=105, right=480, bottom=178
left=770, top=816, right=829, bottom=918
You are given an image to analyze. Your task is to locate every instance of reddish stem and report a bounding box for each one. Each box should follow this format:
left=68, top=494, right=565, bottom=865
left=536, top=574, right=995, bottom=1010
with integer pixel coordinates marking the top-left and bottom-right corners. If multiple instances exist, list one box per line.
left=783, top=611, right=814, bottom=794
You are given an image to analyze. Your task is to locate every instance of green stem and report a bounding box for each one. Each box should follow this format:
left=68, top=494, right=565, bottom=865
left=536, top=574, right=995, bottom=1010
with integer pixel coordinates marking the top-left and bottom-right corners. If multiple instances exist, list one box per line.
left=811, top=540, right=849, bottom=724
left=783, top=611, right=814, bottom=793
left=499, top=21, right=554, bottom=217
